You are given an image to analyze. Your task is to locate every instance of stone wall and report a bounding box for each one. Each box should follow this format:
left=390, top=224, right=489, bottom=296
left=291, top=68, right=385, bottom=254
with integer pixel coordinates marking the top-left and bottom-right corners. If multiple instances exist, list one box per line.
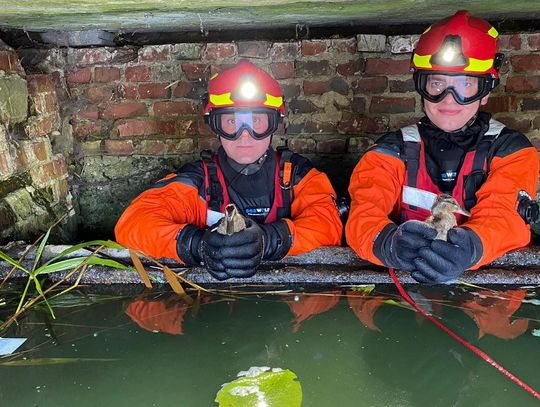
left=0, top=40, right=72, bottom=244
left=2, top=31, right=540, bottom=241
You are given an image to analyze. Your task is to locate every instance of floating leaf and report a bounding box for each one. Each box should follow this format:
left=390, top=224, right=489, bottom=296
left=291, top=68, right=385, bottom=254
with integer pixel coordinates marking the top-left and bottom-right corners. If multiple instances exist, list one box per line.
left=349, top=284, right=375, bottom=293
left=130, top=249, right=152, bottom=288
left=215, top=367, right=302, bottom=407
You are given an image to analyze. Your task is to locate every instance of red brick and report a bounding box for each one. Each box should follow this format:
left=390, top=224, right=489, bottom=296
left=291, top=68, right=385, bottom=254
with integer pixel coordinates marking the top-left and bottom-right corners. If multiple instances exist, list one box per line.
left=126, top=66, right=151, bottom=82
left=531, top=137, right=540, bottom=151
left=86, top=86, right=114, bottom=103
left=198, top=137, right=220, bottom=151
left=0, top=151, right=11, bottom=176
left=370, top=96, right=415, bottom=113
left=27, top=115, right=58, bottom=137
left=31, top=162, right=55, bottom=184
left=34, top=93, right=58, bottom=115
left=394, top=115, right=423, bottom=129
left=499, top=34, right=522, bottom=51
left=237, top=41, right=269, bottom=58
left=67, top=68, right=92, bottom=84
left=506, top=76, right=540, bottom=93
left=331, top=38, right=357, bottom=54
left=73, top=106, right=99, bottom=120
left=101, top=102, right=147, bottom=119
left=365, top=58, right=411, bottom=75
left=159, top=120, right=176, bottom=136
left=352, top=77, right=387, bottom=93
left=94, top=67, right=120, bottom=83
left=181, top=63, right=210, bottom=81
left=74, top=49, right=110, bottom=65
left=270, top=42, right=300, bottom=60
left=510, top=55, right=540, bottom=73
left=104, top=140, right=134, bottom=155
left=124, top=84, right=138, bottom=99
left=317, top=138, right=346, bottom=153
left=116, top=119, right=158, bottom=137
left=484, top=96, right=518, bottom=113
left=303, top=80, right=330, bottom=95
left=31, top=141, right=49, bottom=161
left=210, top=63, right=237, bottom=76
left=205, top=43, right=237, bottom=60
left=337, top=115, right=389, bottom=134
left=522, top=98, right=540, bottom=111
left=0, top=51, right=22, bottom=74
left=27, top=74, right=57, bottom=93
left=137, top=140, right=165, bottom=155
left=302, top=40, right=327, bottom=56
left=52, top=156, right=68, bottom=178
left=172, top=82, right=193, bottom=98
left=166, top=139, right=195, bottom=154
left=139, top=45, right=171, bottom=62
left=495, top=116, right=531, bottom=133
left=197, top=120, right=216, bottom=138
left=534, top=116, right=540, bottom=130
left=270, top=62, right=295, bottom=80
left=288, top=138, right=316, bottom=153
left=138, top=83, right=170, bottom=99
left=72, top=122, right=103, bottom=139
left=527, top=34, right=540, bottom=51
left=153, top=101, right=198, bottom=116
left=337, top=59, right=364, bottom=76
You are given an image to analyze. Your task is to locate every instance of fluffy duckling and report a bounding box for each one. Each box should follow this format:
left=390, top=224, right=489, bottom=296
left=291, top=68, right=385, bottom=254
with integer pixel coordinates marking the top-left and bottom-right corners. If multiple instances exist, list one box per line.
left=425, top=194, right=470, bottom=240
left=216, top=204, right=247, bottom=235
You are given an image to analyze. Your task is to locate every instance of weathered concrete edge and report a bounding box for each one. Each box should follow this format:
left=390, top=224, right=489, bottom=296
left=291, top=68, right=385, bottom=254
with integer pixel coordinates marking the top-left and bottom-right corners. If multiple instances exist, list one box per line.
left=0, top=244, right=539, bottom=285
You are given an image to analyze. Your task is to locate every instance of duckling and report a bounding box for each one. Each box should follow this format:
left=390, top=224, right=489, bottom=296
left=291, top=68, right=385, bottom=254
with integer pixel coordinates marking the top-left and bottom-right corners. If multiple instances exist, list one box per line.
left=425, top=194, right=471, bottom=240
left=216, top=204, right=247, bottom=235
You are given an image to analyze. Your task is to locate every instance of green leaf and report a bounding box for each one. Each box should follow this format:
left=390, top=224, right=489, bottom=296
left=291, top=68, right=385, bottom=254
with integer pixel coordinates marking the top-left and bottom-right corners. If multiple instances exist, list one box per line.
left=32, top=228, right=51, bottom=272
left=0, top=250, right=30, bottom=275
left=35, top=258, right=87, bottom=275
left=215, top=367, right=302, bottom=407
left=42, top=240, right=125, bottom=267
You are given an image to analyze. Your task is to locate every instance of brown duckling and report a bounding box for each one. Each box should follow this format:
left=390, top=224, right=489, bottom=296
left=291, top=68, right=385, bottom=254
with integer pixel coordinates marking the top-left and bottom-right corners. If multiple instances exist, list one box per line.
left=216, top=204, right=247, bottom=236
left=425, top=194, right=470, bottom=240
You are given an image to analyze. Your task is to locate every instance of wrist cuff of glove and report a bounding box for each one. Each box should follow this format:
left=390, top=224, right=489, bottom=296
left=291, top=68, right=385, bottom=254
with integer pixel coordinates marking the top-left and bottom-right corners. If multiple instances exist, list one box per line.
left=176, top=224, right=204, bottom=266
left=463, top=227, right=484, bottom=268
left=260, top=220, right=293, bottom=261
left=373, top=223, right=399, bottom=268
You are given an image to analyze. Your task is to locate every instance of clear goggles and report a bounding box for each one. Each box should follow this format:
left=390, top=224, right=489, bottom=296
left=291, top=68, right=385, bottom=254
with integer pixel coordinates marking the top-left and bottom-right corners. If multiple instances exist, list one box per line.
left=207, top=107, right=281, bottom=141
left=414, top=72, right=496, bottom=105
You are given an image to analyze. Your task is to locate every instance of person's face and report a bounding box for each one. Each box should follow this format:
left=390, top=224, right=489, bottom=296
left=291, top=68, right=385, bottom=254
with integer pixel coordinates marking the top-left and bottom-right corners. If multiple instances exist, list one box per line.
left=220, top=129, right=272, bottom=164
left=422, top=75, right=489, bottom=132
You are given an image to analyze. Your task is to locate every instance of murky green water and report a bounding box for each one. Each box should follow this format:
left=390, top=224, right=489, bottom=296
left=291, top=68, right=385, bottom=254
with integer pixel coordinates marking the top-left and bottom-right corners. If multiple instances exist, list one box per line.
left=0, top=284, right=539, bottom=406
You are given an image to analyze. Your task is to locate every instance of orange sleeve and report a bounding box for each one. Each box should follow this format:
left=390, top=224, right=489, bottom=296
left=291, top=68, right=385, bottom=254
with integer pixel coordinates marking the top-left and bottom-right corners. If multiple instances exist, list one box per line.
left=114, top=181, right=208, bottom=262
left=345, top=150, right=406, bottom=265
left=464, top=146, right=539, bottom=268
left=284, top=168, right=343, bottom=255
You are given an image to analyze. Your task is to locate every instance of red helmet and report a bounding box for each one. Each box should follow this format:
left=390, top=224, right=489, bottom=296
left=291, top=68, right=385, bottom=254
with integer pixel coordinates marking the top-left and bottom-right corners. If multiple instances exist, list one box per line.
left=204, top=59, right=286, bottom=116
left=411, top=10, right=503, bottom=78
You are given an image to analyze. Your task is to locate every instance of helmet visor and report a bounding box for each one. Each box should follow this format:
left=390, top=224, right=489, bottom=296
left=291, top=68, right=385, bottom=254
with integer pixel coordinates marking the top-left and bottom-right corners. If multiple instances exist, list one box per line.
left=414, top=72, right=494, bottom=105
left=208, top=107, right=280, bottom=141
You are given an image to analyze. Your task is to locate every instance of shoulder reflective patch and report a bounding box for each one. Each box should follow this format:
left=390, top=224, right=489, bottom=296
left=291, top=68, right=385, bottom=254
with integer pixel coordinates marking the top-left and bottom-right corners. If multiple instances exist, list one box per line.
left=207, top=209, right=224, bottom=227
left=485, top=119, right=505, bottom=137
left=402, top=186, right=437, bottom=211
left=401, top=124, right=421, bottom=142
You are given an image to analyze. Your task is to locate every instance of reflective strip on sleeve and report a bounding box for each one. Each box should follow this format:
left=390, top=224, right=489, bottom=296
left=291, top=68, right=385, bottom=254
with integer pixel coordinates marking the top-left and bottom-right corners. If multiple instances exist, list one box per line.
left=402, top=186, right=437, bottom=211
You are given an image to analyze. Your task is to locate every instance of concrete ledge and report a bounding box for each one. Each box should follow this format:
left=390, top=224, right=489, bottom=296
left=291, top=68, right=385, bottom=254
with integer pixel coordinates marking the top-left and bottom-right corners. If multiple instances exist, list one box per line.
left=1, top=243, right=539, bottom=286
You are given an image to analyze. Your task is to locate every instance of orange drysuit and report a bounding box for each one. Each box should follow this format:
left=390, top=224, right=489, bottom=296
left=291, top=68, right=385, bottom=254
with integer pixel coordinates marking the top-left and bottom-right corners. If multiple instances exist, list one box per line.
left=115, top=147, right=342, bottom=262
left=346, top=113, right=539, bottom=269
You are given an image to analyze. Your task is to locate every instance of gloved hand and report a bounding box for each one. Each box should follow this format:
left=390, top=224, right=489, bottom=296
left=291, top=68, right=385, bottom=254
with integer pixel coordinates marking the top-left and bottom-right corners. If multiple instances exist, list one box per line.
left=374, top=220, right=437, bottom=272
left=200, top=219, right=265, bottom=279
left=412, top=227, right=483, bottom=284
left=260, top=220, right=293, bottom=261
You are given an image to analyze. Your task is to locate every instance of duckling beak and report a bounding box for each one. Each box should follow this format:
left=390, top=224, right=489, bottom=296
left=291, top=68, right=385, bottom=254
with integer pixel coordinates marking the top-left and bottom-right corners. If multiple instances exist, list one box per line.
left=454, top=207, right=471, bottom=217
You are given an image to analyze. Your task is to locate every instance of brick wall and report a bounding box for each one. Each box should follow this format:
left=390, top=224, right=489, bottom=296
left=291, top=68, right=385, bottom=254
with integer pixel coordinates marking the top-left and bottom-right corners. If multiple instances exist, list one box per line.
left=0, top=41, right=72, bottom=243
left=6, top=31, right=540, bottom=240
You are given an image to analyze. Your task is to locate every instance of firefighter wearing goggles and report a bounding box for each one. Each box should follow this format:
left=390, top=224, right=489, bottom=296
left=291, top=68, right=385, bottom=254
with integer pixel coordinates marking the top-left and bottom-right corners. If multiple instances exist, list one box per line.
left=115, top=60, right=342, bottom=280
left=346, top=10, right=539, bottom=284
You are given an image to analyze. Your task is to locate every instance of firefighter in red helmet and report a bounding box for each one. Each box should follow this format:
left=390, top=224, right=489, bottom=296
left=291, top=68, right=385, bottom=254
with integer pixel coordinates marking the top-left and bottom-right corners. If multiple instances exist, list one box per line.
left=346, top=11, right=539, bottom=284
left=115, top=60, right=342, bottom=280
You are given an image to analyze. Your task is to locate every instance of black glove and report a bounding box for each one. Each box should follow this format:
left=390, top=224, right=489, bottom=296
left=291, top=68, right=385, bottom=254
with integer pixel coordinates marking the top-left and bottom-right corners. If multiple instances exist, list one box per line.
left=260, top=220, right=293, bottom=261
left=374, top=220, right=437, bottom=272
left=176, top=224, right=204, bottom=266
left=412, top=227, right=483, bottom=285
left=200, top=219, right=264, bottom=279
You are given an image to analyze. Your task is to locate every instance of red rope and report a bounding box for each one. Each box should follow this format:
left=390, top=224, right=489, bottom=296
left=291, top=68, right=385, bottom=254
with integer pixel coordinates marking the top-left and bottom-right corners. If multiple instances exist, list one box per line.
left=389, top=268, right=540, bottom=400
